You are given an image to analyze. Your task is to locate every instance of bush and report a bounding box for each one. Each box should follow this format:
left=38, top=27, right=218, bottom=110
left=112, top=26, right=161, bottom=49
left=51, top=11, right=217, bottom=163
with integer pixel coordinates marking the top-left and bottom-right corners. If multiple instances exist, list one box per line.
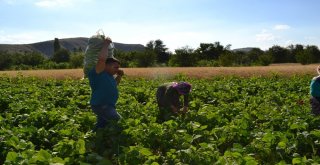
left=52, top=48, right=70, bottom=63
left=219, top=52, right=235, bottom=66
left=196, top=60, right=219, bottom=67
left=258, top=54, right=272, bottom=66
left=39, top=61, right=71, bottom=69
left=70, top=53, right=84, bottom=68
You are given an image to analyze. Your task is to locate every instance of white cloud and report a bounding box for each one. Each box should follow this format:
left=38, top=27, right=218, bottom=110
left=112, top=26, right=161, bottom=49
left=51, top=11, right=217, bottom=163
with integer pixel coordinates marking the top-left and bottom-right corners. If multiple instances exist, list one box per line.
left=273, top=24, right=291, bottom=30
left=255, top=31, right=276, bottom=42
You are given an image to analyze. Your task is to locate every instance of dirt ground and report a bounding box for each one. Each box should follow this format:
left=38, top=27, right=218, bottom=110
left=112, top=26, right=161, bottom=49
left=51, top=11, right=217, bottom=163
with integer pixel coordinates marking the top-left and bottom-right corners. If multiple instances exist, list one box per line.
left=0, top=64, right=319, bottom=79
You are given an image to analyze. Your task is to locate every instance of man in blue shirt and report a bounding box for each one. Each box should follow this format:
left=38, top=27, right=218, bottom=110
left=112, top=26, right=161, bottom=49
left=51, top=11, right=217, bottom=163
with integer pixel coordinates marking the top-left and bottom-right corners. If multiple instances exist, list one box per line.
left=88, top=37, right=124, bottom=130
left=310, top=66, right=320, bottom=115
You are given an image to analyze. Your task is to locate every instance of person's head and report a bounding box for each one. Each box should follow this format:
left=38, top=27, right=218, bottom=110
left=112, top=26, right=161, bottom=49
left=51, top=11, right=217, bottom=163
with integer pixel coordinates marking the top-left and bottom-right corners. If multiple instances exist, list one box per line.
left=105, top=57, right=121, bottom=75
left=173, top=82, right=192, bottom=95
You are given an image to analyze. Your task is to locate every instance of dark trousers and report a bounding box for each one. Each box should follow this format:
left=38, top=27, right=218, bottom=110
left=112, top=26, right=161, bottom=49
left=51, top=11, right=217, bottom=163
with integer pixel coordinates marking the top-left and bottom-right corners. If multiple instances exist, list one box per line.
left=157, top=107, right=176, bottom=123
left=91, top=104, right=121, bottom=131
left=156, top=87, right=175, bottom=122
left=310, top=96, right=320, bottom=115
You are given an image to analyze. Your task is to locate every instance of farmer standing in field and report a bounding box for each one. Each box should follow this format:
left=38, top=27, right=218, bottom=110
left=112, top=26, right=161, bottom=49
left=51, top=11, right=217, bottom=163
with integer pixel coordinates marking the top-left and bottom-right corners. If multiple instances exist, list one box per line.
left=310, top=65, right=320, bottom=115
left=156, top=82, right=192, bottom=122
left=87, top=36, right=124, bottom=130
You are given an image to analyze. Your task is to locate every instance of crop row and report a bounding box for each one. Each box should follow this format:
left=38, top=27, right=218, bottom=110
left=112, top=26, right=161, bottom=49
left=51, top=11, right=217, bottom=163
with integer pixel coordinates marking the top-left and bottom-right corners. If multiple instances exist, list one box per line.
left=1, top=75, right=320, bottom=164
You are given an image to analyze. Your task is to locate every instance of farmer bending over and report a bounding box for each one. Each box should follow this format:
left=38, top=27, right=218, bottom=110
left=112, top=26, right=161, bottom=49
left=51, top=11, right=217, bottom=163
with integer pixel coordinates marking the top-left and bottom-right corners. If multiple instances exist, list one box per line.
left=156, top=82, right=192, bottom=122
left=88, top=37, right=124, bottom=131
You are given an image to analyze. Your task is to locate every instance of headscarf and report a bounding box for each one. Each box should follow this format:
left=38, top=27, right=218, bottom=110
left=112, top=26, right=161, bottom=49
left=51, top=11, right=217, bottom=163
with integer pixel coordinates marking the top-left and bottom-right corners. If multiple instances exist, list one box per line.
left=172, top=82, right=192, bottom=95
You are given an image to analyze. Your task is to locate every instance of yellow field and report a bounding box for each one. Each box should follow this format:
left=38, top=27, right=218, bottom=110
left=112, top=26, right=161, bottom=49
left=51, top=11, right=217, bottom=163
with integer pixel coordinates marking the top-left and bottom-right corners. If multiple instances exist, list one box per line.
left=0, top=63, right=319, bottom=79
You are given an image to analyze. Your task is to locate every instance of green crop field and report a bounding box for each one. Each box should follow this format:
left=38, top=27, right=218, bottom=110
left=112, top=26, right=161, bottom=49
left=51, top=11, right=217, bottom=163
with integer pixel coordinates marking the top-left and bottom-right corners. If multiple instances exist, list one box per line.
left=1, top=74, right=320, bottom=164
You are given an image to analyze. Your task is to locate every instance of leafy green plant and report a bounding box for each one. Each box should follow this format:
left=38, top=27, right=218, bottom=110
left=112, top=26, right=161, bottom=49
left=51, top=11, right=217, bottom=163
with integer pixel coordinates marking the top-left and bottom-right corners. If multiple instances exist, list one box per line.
left=1, top=75, right=320, bottom=164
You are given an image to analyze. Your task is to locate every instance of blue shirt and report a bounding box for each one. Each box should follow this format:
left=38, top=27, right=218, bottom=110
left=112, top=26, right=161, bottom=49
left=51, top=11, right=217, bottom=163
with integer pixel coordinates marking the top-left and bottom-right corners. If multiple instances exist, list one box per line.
left=310, top=76, right=320, bottom=97
left=88, top=68, right=118, bottom=107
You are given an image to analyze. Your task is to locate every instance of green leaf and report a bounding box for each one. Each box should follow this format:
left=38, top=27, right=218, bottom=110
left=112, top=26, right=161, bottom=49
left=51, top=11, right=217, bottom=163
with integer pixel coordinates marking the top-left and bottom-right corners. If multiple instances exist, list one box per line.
left=292, top=157, right=301, bottom=164
left=244, top=155, right=258, bottom=165
left=262, top=132, right=275, bottom=143
left=6, top=136, right=22, bottom=150
left=33, top=149, right=51, bottom=162
left=139, top=148, right=152, bottom=156
left=177, top=129, right=187, bottom=133
left=5, top=151, right=18, bottom=161
left=231, top=151, right=242, bottom=158
left=277, top=141, right=286, bottom=149
left=193, top=134, right=202, bottom=140
left=199, top=142, right=208, bottom=148
left=51, top=157, right=65, bottom=164
left=310, top=130, right=320, bottom=138
left=76, top=139, right=86, bottom=155
left=97, top=159, right=112, bottom=165
left=277, top=160, right=287, bottom=165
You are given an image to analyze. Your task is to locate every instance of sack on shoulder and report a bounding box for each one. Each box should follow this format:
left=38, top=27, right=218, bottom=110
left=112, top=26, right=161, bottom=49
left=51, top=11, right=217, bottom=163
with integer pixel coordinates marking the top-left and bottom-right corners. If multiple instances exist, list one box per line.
left=83, top=30, right=115, bottom=77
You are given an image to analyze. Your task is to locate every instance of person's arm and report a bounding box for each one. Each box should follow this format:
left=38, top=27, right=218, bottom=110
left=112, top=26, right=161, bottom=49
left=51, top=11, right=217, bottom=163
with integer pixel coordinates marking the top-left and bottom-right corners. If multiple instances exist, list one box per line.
left=182, top=94, right=189, bottom=113
left=170, top=105, right=179, bottom=114
left=95, top=38, right=112, bottom=74
left=115, top=70, right=124, bottom=85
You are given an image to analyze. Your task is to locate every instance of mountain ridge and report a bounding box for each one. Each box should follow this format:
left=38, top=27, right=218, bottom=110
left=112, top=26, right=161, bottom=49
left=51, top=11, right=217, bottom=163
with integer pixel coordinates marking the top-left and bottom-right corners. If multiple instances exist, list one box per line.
left=0, top=37, right=145, bottom=57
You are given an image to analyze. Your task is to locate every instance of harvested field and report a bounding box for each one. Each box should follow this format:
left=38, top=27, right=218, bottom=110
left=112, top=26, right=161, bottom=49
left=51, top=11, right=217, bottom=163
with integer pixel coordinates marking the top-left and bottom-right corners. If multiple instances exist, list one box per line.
left=0, top=64, right=319, bottom=79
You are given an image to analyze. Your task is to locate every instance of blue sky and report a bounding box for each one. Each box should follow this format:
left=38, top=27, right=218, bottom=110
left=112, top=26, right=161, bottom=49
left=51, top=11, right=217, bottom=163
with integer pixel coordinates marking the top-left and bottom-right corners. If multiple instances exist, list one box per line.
left=1, top=0, right=320, bottom=52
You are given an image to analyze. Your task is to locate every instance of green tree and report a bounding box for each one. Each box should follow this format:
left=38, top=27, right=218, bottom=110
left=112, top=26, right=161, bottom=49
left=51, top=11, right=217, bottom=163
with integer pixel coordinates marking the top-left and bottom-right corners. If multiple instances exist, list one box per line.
left=145, top=40, right=154, bottom=51
left=135, top=50, right=156, bottom=67
left=296, top=50, right=311, bottom=64
left=0, top=52, right=13, bottom=70
left=52, top=37, right=70, bottom=63
left=233, top=51, right=246, bottom=66
left=306, top=45, right=320, bottom=63
left=246, top=48, right=264, bottom=65
left=69, top=52, right=84, bottom=68
left=296, top=45, right=320, bottom=64
left=146, top=39, right=170, bottom=64
left=52, top=48, right=70, bottom=63
left=154, top=39, right=169, bottom=64
left=23, top=52, right=46, bottom=66
left=195, top=42, right=225, bottom=60
left=258, top=53, right=273, bottom=66
left=219, top=51, right=235, bottom=66
left=267, top=45, right=289, bottom=63
left=114, top=50, right=133, bottom=68
left=54, top=38, right=61, bottom=53
left=169, top=46, right=196, bottom=67
left=287, top=44, right=303, bottom=63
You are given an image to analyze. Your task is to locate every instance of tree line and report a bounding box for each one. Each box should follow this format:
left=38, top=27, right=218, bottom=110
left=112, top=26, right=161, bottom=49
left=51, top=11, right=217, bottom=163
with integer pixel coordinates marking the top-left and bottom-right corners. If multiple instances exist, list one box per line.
left=0, top=38, right=84, bottom=70
left=1, top=38, right=320, bottom=70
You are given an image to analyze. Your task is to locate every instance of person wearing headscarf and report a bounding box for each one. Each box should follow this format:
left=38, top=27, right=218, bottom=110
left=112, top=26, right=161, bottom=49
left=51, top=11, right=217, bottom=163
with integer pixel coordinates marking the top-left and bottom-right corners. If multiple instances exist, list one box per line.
left=156, top=82, right=192, bottom=122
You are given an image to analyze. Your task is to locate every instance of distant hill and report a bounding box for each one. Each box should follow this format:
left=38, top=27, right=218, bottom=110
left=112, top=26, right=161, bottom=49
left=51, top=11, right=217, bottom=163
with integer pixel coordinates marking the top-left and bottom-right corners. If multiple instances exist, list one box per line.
left=232, top=47, right=261, bottom=53
left=0, top=37, right=145, bottom=57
